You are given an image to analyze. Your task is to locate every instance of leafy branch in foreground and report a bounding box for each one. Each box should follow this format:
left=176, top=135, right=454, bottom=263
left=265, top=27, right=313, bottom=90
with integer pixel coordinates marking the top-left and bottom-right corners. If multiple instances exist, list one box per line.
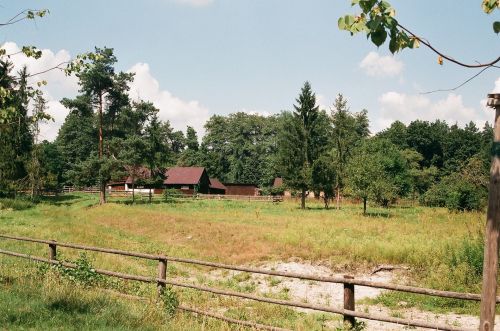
left=338, top=0, right=500, bottom=68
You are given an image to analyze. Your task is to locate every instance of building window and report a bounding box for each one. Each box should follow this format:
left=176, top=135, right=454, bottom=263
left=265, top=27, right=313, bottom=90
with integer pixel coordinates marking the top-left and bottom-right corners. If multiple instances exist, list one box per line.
left=181, top=186, right=189, bottom=190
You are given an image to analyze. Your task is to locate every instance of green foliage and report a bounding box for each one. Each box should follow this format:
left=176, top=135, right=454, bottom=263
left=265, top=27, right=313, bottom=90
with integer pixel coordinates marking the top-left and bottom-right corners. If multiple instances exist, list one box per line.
left=422, top=157, right=487, bottom=211
left=330, top=94, right=370, bottom=201
left=312, top=152, right=337, bottom=208
left=347, top=138, right=411, bottom=212
left=201, top=112, right=281, bottom=186
left=340, top=0, right=499, bottom=52
left=278, top=82, right=330, bottom=208
left=163, top=188, right=184, bottom=202
left=160, top=286, right=179, bottom=317
left=57, top=253, right=104, bottom=288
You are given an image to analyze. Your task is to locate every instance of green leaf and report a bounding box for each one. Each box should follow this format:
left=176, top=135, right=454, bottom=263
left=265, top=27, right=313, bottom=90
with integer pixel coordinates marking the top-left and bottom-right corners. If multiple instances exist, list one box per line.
left=370, top=27, right=387, bottom=47
left=345, top=15, right=355, bottom=26
left=388, top=37, right=398, bottom=54
left=338, top=17, right=346, bottom=30
left=494, top=21, right=500, bottom=34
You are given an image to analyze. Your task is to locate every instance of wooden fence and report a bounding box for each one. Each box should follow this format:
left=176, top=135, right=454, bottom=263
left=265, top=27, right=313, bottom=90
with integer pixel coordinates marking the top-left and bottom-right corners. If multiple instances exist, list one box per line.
left=61, top=186, right=283, bottom=202
left=1, top=233, right=497, bottom=331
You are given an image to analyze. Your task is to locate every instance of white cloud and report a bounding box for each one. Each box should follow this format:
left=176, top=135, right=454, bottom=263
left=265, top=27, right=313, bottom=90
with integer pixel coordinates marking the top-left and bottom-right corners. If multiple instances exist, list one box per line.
left=1, top=42, right=79, bottom=141
left=359, top=51, right=403, bottom=78
left=374, top=91, right=487, bottom=132
left=128, top=62, right=210, bottom=136
left=172, top=0, right=214, bottom=7
left=242, top=109, right=271, bottom=117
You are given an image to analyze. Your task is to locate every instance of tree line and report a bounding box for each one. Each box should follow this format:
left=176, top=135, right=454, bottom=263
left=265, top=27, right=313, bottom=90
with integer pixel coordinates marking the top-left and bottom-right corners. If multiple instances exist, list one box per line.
left=0, top=49, right=493, bottom=211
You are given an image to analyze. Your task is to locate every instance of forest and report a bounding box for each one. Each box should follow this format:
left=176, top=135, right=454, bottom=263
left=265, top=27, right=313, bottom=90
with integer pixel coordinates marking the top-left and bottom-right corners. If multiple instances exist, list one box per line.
left=0, top=47, right=493, bottom=212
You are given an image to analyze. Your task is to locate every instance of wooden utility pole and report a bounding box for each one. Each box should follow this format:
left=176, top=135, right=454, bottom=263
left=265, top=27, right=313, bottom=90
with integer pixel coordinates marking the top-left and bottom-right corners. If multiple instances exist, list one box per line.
left=479, top=93, right=500, bottom=331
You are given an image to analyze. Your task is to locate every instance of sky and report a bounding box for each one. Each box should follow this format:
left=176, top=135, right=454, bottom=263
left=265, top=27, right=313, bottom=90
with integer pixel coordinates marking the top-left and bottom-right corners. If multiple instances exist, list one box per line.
left=1, top=0, right=499, bottom=141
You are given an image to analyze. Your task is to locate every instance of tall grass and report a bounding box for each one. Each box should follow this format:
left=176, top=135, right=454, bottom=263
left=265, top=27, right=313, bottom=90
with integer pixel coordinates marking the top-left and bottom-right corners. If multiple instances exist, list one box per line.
left=0, top=198, right=34, bottom=210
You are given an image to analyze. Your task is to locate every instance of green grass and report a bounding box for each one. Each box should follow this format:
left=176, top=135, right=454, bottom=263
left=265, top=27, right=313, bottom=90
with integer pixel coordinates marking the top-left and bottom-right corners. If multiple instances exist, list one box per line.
left=0, top=193, right=495, bottom=329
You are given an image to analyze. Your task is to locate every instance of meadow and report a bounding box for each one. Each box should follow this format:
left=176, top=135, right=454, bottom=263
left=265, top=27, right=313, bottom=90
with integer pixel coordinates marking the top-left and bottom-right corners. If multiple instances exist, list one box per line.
left=0, top=194, right=493, bottom=330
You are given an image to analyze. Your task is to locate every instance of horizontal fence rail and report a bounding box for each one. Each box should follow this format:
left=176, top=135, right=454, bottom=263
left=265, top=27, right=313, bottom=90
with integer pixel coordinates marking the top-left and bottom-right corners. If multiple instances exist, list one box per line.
left=0, top=234, right=491, bottom=331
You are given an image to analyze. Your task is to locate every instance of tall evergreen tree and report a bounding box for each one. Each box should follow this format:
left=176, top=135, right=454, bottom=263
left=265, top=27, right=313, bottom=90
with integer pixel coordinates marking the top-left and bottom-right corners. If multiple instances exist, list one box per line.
left=330, top=94, right=369, bottom=208
left=279, top=82, right=324, bottom=209
left=76, top=47, right=134, bottom=204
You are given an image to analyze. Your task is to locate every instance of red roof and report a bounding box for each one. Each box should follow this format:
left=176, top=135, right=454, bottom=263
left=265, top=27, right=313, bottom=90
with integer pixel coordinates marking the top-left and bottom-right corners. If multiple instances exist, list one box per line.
left=209, top=178, right=226, bottom=190
left=273, top=177, right=283, bottom=187
left=164, top=167, right=206, bottom=185
left=125, top=166, right=152, bottom=184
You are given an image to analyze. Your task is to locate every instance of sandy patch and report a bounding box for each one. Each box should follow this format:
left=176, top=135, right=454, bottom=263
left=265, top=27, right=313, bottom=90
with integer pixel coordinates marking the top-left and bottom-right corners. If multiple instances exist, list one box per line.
left=199, top=260, right=495, bottom=330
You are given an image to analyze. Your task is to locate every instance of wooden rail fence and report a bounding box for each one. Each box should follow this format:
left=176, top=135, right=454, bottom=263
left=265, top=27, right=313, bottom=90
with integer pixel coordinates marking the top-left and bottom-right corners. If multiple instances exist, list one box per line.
left=61, top=186, right=283, bottom=202
left=1, top=234, right=496, bottom=331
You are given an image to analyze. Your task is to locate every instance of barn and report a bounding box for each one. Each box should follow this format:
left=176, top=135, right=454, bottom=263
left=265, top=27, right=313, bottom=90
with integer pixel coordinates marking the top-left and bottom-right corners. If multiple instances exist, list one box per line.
left=164, top=167, right=211, bottom=195
left=209, top=178, right=227, bottom=195
left=223, top=183, right=260, bottom=196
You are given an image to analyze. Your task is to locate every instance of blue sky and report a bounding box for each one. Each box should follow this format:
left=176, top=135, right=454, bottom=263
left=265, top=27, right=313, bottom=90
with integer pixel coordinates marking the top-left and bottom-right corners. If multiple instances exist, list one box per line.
left=1, top=0, right=499, bottom=140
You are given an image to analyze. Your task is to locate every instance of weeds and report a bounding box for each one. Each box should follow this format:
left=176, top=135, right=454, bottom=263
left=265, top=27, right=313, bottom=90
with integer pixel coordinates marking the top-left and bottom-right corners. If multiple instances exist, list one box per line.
left=56, top=253, right=104, bottom=288
left=334, top=320, right=367, bottom=331
left=160, top=286, right=179, bottom=317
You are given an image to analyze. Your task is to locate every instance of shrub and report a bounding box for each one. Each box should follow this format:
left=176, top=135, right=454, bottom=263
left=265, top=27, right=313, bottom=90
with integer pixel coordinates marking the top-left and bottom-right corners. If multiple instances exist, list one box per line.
left=445, top=181, right=482, bottom=212
left=57, top=253, right=103, bottom=288
left=162, top=188, right=183, bottom=202
left=422, top=176, right=485, bottom=211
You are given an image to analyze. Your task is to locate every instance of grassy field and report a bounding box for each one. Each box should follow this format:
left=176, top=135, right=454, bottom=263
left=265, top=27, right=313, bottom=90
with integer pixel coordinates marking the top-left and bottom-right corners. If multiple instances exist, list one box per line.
left=0, top=194, right=494, bottom=329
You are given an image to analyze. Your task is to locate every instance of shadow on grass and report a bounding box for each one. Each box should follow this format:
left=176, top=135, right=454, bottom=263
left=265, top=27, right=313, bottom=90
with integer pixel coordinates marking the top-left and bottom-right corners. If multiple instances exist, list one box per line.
left=363, top=211, right=392, bottom=218
left=37, top=194, right=81, bottom=206
left=110, top=199, right=190, bottom=206
left=48, top=297, right=91, bottom=314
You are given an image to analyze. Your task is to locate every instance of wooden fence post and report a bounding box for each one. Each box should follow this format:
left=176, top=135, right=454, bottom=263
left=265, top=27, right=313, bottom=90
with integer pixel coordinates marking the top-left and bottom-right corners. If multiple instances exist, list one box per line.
left=343, top=275, right=355, bottom=327
left=48, top=241, right=57, bottom=261
left=480, top=93, right=500, bottom=331
left=157, top=258, right=167, bottom=297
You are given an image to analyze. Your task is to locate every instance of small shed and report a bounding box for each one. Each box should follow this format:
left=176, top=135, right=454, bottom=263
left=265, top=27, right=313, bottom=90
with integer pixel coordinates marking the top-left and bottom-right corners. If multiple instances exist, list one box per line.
left=223, top=183, right=259, bottom=196
left=164, top=167, right=210, bottom=195
left=209, top=178, right=226, bottom=195
left=272, top=177, right=291, bottom=197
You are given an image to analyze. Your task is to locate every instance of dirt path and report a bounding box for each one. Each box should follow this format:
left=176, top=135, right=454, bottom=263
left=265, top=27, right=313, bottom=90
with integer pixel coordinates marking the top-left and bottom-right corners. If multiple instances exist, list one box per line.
left=205, top=261, right=498, bottom=330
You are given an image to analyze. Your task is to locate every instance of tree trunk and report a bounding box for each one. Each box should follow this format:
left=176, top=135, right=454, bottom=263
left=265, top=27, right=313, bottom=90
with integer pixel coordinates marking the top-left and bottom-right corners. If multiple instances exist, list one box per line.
left=363, top=198, right=367, bottom=215
left=132, top=179, right=135, bottom=204
left=100, top=181, right=106, bottom=205
left=324, top=195, right=329, bottom=209
left=336, top=186, right=341, bottom=210
left=98, top=92, right=106, bottom=205
left=301, top=189, right=306, bottom=209
left=149, top=187, right=152, bottom=203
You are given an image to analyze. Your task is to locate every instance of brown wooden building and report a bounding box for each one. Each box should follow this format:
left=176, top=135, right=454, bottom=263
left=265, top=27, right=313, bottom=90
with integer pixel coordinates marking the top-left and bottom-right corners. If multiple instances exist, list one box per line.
left=223, top=183, right=259, bottom=196
left=164, top=167, right=211, bottom=195
left=209, top=178, right=226, bottom=195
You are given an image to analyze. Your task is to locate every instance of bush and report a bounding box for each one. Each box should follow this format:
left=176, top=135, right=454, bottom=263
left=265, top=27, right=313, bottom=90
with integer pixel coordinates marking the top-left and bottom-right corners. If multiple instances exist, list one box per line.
left=0, top=198, right=34, bottom=211
left=422, top=176, right=485, bottom=211
left=162, top=188, right=184, bottom=202
left=445, top=181, right=482, bottom=212
left=57, top=253, right=103, bottom=288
